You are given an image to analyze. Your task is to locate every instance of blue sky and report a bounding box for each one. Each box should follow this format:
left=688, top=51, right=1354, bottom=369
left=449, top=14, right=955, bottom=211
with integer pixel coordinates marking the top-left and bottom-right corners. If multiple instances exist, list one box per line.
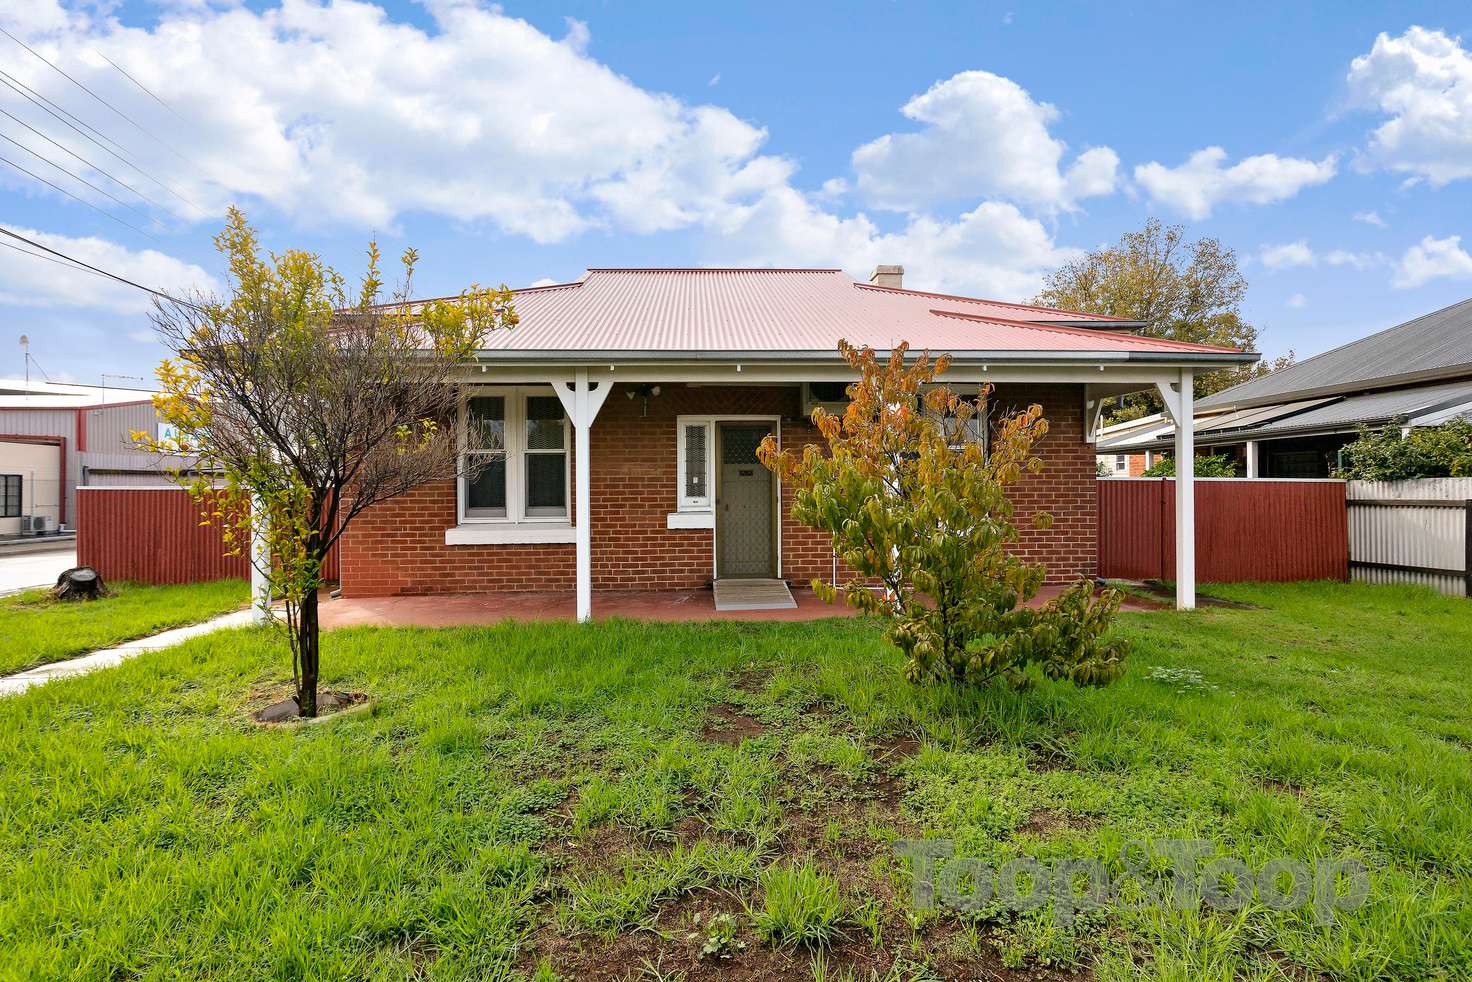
left=2, top=1, right=1471, bottom=384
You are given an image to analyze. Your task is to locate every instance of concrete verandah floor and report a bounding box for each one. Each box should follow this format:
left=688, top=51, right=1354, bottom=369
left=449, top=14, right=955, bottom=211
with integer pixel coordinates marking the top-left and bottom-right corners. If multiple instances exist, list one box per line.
left=315, top=583, right=1162, bottom=630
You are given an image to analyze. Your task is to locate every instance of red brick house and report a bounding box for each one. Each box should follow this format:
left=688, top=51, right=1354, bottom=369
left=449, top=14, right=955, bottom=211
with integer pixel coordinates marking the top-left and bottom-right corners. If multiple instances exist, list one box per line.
left=338, top=267, right=1254, bottom=616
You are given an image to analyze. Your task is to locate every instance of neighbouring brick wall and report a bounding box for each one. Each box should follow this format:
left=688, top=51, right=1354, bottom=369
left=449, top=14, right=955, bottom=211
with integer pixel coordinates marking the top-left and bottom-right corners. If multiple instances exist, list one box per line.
left=339, top=381, right=1096, bottom=596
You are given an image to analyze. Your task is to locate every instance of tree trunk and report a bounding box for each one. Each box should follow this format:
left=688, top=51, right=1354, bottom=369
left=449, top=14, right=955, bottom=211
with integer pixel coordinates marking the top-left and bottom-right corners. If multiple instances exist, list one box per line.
left=53, top=566, right=107, bottom=601
left=297, top=588, right=320, bottom=718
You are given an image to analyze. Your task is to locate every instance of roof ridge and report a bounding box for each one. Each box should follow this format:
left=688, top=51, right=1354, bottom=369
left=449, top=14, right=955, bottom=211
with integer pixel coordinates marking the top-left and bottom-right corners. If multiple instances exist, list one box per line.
left=856, top=281, right=1131, bottom=322
left=929, top=308, right=1247, bottom=354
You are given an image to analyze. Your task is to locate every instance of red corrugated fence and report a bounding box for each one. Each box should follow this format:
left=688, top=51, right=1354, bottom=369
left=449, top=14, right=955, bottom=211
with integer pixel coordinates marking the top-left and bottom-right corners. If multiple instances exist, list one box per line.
left=1098, top=478, right=1348, bottom=583
left=77, top=488, right=340, bottom=585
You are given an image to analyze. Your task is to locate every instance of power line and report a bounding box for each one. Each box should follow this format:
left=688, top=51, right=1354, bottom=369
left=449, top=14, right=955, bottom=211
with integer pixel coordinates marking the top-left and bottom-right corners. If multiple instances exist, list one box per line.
left=94, top=50, right=186, bottom=124
left=0, top=129, right=156, bottom=224
left=0, top=104, right=168, bottom=212
left=0, top=152, right=157, bottom=240
left=0, top=224, right=201, bottom=309
left=0, top=25, right=193, bottom=166
left=0, top=68, right=204, bottom=215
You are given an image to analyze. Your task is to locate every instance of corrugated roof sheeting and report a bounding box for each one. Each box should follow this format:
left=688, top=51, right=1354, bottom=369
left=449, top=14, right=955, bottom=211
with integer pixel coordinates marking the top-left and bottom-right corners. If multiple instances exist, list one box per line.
left=1245, top=379, right=1472, bottom=437
left=478, top=269, right=1244, bottom=357
left=1200, top=296, right=1472, bottom=408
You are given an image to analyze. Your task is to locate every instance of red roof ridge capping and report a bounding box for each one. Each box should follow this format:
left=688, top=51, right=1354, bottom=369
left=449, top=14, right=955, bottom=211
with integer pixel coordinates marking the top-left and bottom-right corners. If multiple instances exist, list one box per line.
left=928, top=307, right=1248, bottom=353
left=856, top=280, right=1133, bottom=323
left=583, top=267, right=845, bottom=274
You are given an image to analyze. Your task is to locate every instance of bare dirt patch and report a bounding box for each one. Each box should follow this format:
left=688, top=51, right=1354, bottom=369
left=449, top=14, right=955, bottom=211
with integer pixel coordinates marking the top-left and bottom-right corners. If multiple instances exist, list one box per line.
left=250, top=687, right=370, bottom=725
left=1019, top=808, right=1099, bottom=837
left=703, top=703, right=769, bottom=745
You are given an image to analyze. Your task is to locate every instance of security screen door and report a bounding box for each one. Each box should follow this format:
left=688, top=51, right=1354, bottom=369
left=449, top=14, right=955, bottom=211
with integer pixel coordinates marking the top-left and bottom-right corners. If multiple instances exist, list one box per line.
left=716, top=423, right=775, bottom=578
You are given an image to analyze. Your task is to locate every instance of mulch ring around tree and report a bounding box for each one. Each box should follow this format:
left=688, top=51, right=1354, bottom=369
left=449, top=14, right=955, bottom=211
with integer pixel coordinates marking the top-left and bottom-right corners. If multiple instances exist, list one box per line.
left=251, top=688, right=371, bottom=725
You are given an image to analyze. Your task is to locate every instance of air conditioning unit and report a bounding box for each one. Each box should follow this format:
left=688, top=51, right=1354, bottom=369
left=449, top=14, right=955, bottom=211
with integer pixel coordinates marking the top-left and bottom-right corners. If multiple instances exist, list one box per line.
left=802, top=381, right=851, bottom=419
left=22, top=515, right=57, bottom=535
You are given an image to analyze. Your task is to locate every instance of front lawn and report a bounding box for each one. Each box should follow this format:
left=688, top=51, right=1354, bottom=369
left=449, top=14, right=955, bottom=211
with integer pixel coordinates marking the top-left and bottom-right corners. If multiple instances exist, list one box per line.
left=0, top=578, right=249, bottom=676
left=0, top=582, right=1468, bottom=979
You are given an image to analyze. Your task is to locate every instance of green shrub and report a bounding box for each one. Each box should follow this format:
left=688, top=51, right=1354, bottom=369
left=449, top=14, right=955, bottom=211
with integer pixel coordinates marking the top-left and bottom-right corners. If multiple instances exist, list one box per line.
left=1335, top=418, right=1472, bottom=480
left=1141, top=453, right=1238, bottom=477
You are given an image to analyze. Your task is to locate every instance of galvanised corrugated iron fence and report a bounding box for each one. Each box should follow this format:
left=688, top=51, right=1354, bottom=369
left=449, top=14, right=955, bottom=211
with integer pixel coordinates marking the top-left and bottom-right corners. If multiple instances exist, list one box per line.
left=1098, top=478, right=1349, bottom=584
left=76, top=487, right=340, bottom=585
left=1347, top=479, right=1472, bottom=598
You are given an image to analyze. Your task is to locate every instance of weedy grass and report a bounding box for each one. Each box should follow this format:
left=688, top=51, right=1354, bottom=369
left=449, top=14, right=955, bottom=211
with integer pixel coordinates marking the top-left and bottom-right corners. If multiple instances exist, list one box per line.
left=0, top=581, right=1469, bottom=979
left=751, top=861, right=850, bottom=948
left=0, top=577, right=248, bottom=676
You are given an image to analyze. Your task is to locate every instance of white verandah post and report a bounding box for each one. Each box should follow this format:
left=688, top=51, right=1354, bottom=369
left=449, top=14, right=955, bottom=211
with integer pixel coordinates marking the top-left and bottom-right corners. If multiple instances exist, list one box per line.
left=1155, top=370, right=1196, bottom=611
left=250, top=493, right=272, bottom=625
left=556, top=370, right=612, bottom=623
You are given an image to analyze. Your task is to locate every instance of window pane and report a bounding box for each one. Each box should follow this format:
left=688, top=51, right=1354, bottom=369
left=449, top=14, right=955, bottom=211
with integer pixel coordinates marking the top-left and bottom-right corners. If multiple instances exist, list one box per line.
left=466, top=454, right=506, bottom=514
left=683, top=424, right=707, bottom=499
left=467, top=397, right=505, bottom=452
left=525, top=396, right=565, bottom=450
left=525, top=453, right=566, bottom=513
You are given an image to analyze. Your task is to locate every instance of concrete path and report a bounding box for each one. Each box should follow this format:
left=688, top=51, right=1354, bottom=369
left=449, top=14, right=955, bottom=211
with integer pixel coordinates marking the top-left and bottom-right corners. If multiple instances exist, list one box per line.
left=0, top=546, right=76, bottom=595
left=0, top=609, right=255, bottom=697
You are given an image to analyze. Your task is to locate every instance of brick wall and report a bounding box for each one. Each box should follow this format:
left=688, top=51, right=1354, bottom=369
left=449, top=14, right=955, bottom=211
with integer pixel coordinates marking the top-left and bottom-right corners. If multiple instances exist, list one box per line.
left=339, top=381, right=1096, bottom=595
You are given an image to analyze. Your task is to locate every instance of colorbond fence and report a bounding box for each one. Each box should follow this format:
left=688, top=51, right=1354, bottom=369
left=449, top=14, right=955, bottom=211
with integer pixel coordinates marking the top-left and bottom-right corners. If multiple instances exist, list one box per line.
left=1347, top=478, right=1472, bottom=598
left=77, top=487, right=339, bottom=585
left=1098, top=478, right=1348, bottom=583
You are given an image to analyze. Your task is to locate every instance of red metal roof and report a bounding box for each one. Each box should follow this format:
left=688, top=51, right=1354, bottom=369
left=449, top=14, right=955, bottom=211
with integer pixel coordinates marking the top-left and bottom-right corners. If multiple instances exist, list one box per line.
left=463, top=268, right=1248, bottom=359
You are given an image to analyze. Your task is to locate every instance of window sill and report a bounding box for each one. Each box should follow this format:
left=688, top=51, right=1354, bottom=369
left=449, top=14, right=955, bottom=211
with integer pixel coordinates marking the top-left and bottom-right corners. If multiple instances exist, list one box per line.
left=666, top=511, right=714, bottom=530
left=445, top=523, right=576, bottom=545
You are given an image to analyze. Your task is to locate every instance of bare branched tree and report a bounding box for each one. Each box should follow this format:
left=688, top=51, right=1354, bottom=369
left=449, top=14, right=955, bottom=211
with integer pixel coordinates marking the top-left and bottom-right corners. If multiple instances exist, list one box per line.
left=140, top=207, right=515, bottom=716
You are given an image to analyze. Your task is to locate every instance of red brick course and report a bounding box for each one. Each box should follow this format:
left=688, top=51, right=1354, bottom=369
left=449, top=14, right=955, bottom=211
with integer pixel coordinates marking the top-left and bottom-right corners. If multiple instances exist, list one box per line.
left=339, top=382, right=1096, bottom=596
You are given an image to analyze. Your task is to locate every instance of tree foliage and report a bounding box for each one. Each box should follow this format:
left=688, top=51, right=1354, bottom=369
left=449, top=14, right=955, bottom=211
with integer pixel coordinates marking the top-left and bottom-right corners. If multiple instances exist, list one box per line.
left=138, top=207, right=516, bottom=716
left=1032, top=218, right=1292, bottom=421
left=1141, top=453, right=1239, bottom=478
left=758, top=341, right=1126, bottom=691
left=1334, top=418, right=1472, bottom=480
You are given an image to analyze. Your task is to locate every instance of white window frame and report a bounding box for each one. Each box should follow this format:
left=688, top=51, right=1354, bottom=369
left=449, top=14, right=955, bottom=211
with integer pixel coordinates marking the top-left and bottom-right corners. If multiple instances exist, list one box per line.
left=676, top=417, right=715, bottom=512
left=456, top=385, right=571, bottom=527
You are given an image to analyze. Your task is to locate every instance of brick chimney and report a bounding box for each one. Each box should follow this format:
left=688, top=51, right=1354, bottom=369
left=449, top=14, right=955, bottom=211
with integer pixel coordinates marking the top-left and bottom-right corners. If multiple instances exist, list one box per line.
left=869, top=264, right=904, bottom=289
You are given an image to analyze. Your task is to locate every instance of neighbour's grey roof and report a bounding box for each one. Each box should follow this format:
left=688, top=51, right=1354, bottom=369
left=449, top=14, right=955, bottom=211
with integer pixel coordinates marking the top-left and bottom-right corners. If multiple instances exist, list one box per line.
left=1198, top=296, right=1472, bottom=409
left=1105, top=378, right=1472, bottom=451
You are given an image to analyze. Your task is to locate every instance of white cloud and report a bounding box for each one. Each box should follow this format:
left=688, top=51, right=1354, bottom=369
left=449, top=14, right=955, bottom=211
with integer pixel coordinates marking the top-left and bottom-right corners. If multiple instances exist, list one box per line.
left=850, top=71, right=1118, bottom=211
left=0, top=227, right=219, bottom=313
left=1394, top=234, right=1472, bottom=287
left=2, top=4, right=1103, bottom=303
left=1260, top=240, right=1316, bottom=269
left=528, top=277, right=559, bottom=287
left=715, top=188, right=1080, bottom=299
left=5, top=2, right=793, bottom=243
left=1324, top=249, right=1386, bottom=270
left=708, top=73, right=721, bottom=87
left=1347, top=27, right=1472, bottom=186
left=1133, top=147, right=1337, bottom=219
left=1287, top=293, right=1307, bottom=308
left=1353, top=209, right=1387, bottom=227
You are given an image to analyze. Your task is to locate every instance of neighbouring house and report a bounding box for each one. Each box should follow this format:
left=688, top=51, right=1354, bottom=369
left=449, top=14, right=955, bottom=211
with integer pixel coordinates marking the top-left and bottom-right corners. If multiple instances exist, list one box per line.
left=338, top=266, right=1255, bottom=614
left=1098, top=297, right=1472, bottom=477
left=0, top=378, right=189, bottom=536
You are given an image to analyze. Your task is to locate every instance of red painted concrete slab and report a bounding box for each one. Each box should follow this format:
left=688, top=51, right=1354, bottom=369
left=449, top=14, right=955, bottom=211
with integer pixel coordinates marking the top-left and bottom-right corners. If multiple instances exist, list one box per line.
left=316, top=584, right=1158, bottom=630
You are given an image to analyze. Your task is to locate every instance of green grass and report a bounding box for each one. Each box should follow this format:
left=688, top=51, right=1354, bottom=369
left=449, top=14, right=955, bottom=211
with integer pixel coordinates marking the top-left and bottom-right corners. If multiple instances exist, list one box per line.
left=0, top=578, right=249, bottom=676
left=0, top=581, right=1468, bottom=979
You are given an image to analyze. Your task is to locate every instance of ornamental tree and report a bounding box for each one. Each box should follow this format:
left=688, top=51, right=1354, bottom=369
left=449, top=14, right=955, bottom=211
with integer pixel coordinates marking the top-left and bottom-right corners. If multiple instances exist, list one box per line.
left=758, top=341, right=1126, bottom=690
left=139, top=208, right=515, bottom=717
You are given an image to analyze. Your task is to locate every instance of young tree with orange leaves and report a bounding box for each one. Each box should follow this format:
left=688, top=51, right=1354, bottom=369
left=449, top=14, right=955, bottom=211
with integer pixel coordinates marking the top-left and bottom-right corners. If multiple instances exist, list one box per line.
left=759, top=341, right=1126, bottom=690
